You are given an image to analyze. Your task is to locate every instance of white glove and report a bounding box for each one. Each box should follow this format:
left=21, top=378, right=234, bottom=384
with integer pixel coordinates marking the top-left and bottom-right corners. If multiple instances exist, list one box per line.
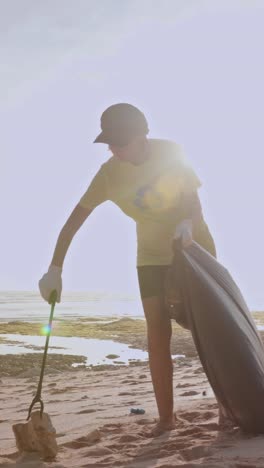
left=38, top=265, right=62, bottom=303
left=174, top=219, right=193, bottom=248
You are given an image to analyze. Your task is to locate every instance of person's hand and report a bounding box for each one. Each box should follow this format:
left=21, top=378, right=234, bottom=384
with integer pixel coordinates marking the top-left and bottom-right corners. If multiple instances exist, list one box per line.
left=38, top=265, right=62, bottom=303
left=173, top=219, right=193, bottom=248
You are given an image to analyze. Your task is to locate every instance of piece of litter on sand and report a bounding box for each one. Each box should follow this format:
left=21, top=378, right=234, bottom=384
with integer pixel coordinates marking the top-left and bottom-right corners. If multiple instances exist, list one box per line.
left=12, top=410, right=58, bottom=460
left=130, top=408, right=145, bottom=415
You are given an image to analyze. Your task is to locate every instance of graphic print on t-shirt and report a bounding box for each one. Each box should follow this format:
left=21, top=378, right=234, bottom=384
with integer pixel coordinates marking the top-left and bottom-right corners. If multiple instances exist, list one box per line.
left=134, top=179, right=164, bottom=211
left=133, top=172, right=183, bottom=213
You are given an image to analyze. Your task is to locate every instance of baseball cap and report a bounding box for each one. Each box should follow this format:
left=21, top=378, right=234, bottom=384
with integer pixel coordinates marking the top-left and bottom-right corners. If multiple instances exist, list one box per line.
left=93, top=103, right=149, bottom=146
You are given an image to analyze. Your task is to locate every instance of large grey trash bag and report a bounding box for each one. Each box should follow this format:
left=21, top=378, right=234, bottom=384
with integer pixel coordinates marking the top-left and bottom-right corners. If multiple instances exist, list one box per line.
left=169, top=241, right=264, bottom=433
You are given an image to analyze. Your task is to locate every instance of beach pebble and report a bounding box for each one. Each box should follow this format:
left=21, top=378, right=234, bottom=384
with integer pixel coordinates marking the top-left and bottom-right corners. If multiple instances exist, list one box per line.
left=180, top=390, right=198, bottom=397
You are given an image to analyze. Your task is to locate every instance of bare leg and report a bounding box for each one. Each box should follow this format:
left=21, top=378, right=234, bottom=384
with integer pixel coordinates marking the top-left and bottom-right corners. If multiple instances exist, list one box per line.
left=142, top=296, right=175, bottom=436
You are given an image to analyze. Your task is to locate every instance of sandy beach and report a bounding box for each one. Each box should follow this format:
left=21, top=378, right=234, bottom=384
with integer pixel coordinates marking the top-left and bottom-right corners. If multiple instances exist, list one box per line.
left=1, top=317, right=264, bottom=467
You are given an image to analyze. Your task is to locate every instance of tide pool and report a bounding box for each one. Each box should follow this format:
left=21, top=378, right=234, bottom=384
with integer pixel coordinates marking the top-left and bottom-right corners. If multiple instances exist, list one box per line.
left=0, top=334, right=185, bottom=367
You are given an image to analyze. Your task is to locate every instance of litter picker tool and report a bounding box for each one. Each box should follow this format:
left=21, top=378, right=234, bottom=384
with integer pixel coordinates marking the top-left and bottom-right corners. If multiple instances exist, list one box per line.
left=12, top=289, right=59, bottom=459
left=27, top=289, right=57, bottom=420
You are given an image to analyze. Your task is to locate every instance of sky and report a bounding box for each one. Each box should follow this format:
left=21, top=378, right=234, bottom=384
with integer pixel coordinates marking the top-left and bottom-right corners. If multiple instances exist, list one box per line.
left=1, top=0, right=264, bottom=309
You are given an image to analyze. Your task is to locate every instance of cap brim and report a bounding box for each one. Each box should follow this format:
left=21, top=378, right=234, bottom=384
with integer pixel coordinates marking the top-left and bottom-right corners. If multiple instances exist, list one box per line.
left=93, top=130, right=137, bottom=146
left=93, top=132, right=110, bottom=144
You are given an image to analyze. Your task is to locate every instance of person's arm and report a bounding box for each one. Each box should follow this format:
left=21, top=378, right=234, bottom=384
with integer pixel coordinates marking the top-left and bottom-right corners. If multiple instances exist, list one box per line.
left=50, top=203, right=93, bottom=269
left=39, top=164, right=108, bottom=303
left=173, top=190, right=203, bottom=248
left=39, top=203, right=93, bottom=303
left=171, top=148, right=203, bottom=247
left=180, top=190, right=203, bottom=225
left=50, top=162, right=109, bottom=268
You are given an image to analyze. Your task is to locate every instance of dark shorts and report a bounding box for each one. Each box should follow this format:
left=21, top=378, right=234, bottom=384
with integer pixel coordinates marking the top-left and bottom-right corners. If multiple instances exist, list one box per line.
left=137, top=220, right=216, bottom=299
left=137, top=265, right=170, bottom=299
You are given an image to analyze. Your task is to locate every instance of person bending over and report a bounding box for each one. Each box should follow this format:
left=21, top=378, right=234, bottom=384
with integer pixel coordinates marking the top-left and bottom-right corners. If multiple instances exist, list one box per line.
left=39, top=103, right=217, bottom=436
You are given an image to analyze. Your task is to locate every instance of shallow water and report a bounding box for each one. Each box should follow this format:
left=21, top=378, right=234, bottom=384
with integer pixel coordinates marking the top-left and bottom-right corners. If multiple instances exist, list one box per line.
left=0, top=334, right=185, bottom=366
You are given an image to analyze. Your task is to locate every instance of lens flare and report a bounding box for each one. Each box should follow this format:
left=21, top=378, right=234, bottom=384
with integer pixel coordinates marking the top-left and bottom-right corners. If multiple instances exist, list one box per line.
left=41, top=324, right=51, bottom=335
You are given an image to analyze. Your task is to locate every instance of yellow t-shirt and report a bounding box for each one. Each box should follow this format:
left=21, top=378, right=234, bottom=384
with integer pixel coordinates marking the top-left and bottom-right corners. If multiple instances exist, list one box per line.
left=79, top=139, right=201, bottom=266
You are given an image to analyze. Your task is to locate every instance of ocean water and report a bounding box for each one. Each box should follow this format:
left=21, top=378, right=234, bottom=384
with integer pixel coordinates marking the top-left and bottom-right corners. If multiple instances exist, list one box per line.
left=0, top=290, right=144, bottom=322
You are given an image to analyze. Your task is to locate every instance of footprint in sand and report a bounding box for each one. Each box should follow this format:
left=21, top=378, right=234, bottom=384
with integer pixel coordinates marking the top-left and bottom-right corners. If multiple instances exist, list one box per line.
left=202, top=402, right=218, bottom=411
left=202, top=410, right=217, bottom=420
left=176, top=382, right=193, bottom=388
left=135, top=418, right=154, bottom=426
left=180, top=444, right=211, bottom=461
left=63, top=429, right=101, bottom=448
left=83, top=446, right=114, bottom=456
left=180, top=410, right=216, bottom=423
left=181, top=411, right=201, bottom=422
left=102, top=423, right=122, bottom=429
left=178, top=426, right=204, bottom=437
left=100, top=424, right=125, bottom=435
left=118, top=434, right=140, bottom=443
left=200, top=422, right=219, bottom=431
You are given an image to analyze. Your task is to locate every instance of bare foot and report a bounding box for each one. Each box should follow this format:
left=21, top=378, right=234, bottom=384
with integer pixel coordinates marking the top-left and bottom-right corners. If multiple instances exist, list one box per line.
left=142, top=416, right=176, bottom=438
